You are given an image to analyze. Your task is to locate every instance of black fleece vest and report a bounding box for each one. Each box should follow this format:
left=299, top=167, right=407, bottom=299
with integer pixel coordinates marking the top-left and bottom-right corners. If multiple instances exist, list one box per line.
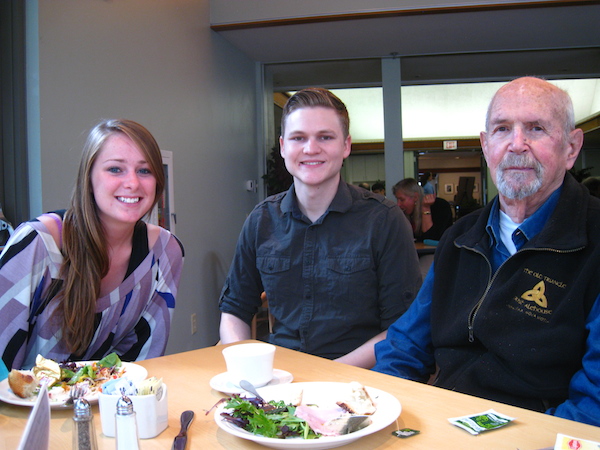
left=430, top=174, right=600, bottom=412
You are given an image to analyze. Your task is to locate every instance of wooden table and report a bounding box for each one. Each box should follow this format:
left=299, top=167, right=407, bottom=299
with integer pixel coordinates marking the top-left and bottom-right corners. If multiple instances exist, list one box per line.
left=414, top=241, right=437, bottom=255
left=1, top=341, right=598, bottom=449
left=415, top=242, right=437, bottom=277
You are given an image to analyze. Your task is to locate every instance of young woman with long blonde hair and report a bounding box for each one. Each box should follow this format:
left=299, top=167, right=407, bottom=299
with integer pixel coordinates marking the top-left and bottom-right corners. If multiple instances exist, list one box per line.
left=0, top=119, right=184, bottom=369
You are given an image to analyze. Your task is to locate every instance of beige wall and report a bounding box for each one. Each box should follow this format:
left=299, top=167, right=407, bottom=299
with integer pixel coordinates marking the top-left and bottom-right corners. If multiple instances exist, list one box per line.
left=28, top=0, right=259, bottom=353
left=210, top=0, right=553, bottom=24
left=437, top=172, right=482, bottom=204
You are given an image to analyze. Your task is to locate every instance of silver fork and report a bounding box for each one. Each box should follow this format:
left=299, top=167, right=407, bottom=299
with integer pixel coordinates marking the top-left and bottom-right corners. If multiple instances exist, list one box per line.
left=64, top=384, right=87, bottom=406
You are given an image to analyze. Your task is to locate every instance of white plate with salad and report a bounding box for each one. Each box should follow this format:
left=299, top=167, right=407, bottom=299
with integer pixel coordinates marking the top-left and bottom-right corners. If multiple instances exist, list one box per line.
left=0, top=354, right=147, bottom=409
left=214, top=381, right=401, bottom=450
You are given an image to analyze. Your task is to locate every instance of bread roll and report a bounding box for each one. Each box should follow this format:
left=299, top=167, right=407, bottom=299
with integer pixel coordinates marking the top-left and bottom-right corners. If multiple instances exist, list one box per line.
left=8, top=369, right=39, bottom=399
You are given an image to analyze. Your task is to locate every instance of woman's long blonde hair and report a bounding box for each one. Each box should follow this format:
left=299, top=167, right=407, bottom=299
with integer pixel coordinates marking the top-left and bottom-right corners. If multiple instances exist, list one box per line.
left=392, top=178, right=425, bottom=236
left=58, top=119, right=165, bottom=356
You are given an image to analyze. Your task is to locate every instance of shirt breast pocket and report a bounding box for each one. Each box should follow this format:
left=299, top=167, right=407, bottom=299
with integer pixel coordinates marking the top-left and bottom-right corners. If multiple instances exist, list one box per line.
left=257, top=256, right=292, bottom=300
left=325, top=256, right=377, bottom=309
left=257, top=256, right=290, bottom=274
left=327, top=257, right=372, bottom=275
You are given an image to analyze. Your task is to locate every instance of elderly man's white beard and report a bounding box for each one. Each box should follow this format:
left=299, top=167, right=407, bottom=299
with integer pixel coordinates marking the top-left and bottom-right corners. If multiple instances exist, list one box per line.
left=496, top=153, right=544, bottom=200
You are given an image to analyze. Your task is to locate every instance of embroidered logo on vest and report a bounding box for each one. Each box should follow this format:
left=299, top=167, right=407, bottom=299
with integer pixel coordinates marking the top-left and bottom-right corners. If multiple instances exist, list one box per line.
left=509, top=269, right=567, bottom=323
left=520, top=280, right=548, bottom=308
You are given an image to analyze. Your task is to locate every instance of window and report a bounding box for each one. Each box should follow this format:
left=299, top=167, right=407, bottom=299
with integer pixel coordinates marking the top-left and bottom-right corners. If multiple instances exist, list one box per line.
left=1, top=1, right=29, bottom=226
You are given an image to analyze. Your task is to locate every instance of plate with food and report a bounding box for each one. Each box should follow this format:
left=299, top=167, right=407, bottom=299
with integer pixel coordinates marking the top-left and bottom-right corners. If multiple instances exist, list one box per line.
left=0, top=352, right=147, bottom=409
left=213, top=381, right=401, bottom=450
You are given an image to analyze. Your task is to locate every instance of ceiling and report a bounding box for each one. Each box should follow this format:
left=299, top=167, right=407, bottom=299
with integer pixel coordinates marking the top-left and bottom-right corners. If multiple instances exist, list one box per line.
left=212, top=2, right=600, bottom=148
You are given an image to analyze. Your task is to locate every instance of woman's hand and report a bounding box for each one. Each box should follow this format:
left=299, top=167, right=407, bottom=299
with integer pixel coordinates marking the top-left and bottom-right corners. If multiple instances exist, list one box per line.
left=421, top=194, right=435, bottom=233
left=422, top=194, right=436, bottom=207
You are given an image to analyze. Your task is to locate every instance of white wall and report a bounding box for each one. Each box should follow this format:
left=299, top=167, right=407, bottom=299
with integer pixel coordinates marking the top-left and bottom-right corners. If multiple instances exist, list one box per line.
left=28, top=0, right=259, bottom=354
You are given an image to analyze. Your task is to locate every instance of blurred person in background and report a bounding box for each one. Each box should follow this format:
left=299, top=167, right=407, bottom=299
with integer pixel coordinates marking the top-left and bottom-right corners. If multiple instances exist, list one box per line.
left=420, top=172, right=436, bottom=195
left=393, top=178, right=453, bottom=241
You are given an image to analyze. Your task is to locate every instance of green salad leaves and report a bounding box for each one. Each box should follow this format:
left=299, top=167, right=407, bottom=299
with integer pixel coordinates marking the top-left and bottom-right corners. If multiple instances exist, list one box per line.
left=97, top=352, right=122, bottom=369
left=58, top=352, right=122, bottom=385
left=222, top=395, right=320, bottom=439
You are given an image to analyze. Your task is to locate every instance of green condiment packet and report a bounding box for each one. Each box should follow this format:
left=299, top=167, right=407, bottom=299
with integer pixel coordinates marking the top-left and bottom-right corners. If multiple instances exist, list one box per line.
left=448, top=409, right=516, bottom=435
left=392, top=428, right=421, bottom=438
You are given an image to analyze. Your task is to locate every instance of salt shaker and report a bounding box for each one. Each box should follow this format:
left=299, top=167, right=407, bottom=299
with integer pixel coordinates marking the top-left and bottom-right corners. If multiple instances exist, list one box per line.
left=115, top=395, right=140, bottom=450
left=72, top=398, right=98, bottom=450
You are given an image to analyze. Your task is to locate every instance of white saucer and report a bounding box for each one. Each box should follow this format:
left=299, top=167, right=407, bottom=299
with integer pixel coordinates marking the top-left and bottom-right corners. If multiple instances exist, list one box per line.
left=209, top=369, right=293, bottom=395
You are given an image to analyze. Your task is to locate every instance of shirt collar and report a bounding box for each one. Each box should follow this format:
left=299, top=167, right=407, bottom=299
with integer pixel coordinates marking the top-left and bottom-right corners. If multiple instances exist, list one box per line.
left=486, top=184, right=563, bottom=251
left=281, top=179, right=352, bottom=220
left=328, top=180, right=353, bottom=213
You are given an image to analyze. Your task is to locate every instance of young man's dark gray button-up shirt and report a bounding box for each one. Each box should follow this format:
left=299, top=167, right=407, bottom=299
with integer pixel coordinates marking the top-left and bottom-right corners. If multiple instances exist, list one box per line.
left=219, top=180, right=422, bottom=359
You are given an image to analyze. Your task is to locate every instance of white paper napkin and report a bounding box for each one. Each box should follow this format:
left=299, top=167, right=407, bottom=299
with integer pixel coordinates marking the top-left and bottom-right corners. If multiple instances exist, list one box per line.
left=17, top=383, right=50, bottom=450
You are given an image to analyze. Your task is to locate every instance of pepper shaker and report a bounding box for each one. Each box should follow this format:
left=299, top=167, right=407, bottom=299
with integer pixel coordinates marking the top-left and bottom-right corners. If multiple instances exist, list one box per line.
left=115, top=395, right=140, bottom=450
left=72, top=398, right=98, bottom=450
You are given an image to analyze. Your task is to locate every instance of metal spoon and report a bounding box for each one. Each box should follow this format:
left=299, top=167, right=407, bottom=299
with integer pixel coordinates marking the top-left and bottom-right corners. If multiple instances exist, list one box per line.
left=239, top=379, right=264, bottom=402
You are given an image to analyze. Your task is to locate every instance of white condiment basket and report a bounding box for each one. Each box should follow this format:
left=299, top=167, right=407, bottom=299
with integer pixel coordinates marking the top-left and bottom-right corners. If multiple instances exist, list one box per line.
left=98, top=384, right=168, bottom=439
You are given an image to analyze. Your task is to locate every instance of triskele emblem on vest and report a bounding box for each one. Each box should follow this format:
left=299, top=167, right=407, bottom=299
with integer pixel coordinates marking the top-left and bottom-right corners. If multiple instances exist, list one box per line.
left=521, top=280, right=548, bottom=308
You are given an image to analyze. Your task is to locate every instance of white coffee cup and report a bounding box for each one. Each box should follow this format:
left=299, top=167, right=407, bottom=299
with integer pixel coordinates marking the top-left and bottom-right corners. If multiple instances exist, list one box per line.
left=222, top=343, right=276, bottom=388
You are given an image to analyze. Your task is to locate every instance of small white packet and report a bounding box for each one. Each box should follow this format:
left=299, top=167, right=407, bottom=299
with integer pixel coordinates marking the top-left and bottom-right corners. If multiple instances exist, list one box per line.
left=101, top=377, right=137, bottom=396
left=136, top=377, right=164, bottom=399
left=554, top=433, right=600, bottom=450
left=448, top=409, right=515, bottom=435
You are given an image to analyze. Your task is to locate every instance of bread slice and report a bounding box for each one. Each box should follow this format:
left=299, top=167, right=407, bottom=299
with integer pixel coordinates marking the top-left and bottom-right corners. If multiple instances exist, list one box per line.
left=336, top=381, right=377, bottom=415
left=8, top=369, right=39, bottom=399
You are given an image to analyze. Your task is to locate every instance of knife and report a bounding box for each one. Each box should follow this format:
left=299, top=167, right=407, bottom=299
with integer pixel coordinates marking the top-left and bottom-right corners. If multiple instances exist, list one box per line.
left=172, top=410, right=195, bottom=450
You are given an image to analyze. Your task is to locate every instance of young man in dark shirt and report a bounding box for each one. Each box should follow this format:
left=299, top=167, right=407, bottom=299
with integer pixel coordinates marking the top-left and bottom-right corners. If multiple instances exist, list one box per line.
left=219, top=88, right=421, bottom=368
